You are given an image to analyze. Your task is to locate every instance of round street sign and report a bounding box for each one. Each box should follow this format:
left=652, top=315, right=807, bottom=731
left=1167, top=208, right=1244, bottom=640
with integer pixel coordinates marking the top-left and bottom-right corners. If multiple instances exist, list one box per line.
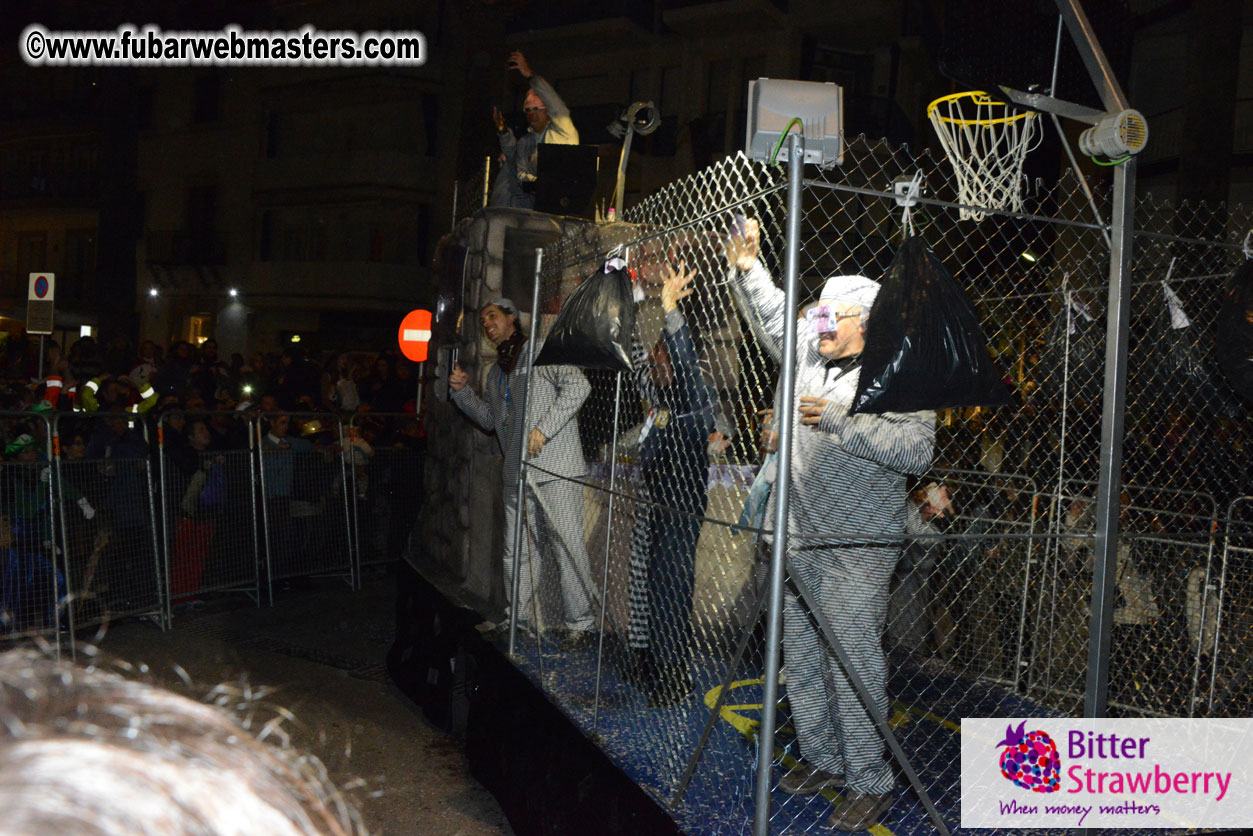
left=398, top=309, right=433, bottom=362
left=33, top=275, right=49, bottom=298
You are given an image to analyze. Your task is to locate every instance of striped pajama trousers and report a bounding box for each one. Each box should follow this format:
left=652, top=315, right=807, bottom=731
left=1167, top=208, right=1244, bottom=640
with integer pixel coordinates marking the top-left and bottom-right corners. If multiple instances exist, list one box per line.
left=782, top=545, right=898, bottom=795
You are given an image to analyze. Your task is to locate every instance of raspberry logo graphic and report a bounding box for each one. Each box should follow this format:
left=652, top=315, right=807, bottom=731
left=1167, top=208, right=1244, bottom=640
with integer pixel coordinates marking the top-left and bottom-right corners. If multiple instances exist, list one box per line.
left=996, top=721, right=1061, bottom=793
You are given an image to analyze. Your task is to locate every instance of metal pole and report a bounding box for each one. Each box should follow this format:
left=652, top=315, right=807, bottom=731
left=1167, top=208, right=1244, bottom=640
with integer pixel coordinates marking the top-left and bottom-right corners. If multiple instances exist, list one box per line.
left=416, top=360, right=426, bottom=417
left=613, top=125, right=635, bottom=214
left=1084, top=158, right=1136, bottom=719
left=37, top=335, right=45, bottom=383
left=752, top=132, right=803, bottom=836
left=256, top=416, right=275, bottom=606
left=246, top=414, right=262, bottom=605
left=338, top=417, right=359, bottom=591
left=590, top=371, right=623, bottom=736
left=483, top=155, right=492, bottom=209
left=156, top=415, right=173, bottom=625
left=507, top=249, right=544, bottom=656
left=52, top=413, right=74, bottom=660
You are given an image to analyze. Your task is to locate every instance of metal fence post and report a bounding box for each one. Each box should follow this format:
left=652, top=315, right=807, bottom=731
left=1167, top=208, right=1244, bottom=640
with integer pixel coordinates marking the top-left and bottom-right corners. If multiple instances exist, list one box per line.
left=753, top=132, right=804, bottom=836
left=591, top=371, right=623, bottom=736
left=1085, top=158, right=1136, bottom=719
left=507, top=248, right=544, bottom=656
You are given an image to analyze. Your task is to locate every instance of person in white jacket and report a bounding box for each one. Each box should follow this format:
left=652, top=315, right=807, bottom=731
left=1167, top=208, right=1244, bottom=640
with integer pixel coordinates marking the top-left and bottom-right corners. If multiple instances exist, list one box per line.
left=725, top=219, right=936, bottom=831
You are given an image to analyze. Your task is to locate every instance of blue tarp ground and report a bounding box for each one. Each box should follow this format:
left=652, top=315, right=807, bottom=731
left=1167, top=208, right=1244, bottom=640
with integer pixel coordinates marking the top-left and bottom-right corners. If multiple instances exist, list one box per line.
left=496, top=636, right=1199, bottom=836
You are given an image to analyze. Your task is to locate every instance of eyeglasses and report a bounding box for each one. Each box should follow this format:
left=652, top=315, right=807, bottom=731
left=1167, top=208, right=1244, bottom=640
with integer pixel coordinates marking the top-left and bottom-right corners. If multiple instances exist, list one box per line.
left=804, top=305, right=861, bottom=334
left=523, top=106, right=546, bottom=113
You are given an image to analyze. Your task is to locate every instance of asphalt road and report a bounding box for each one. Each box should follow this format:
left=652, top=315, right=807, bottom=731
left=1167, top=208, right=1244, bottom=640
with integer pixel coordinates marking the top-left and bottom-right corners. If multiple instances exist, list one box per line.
left=83, top=567, right=514, bottom=836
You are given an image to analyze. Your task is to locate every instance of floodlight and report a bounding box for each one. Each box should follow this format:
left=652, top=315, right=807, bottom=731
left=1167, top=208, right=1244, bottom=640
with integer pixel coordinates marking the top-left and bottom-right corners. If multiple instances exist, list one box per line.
left=228, top=288, right=239, bottom=297
left=148, top=288, right=159, bottom=297
left=745, top=78, right=844, bottom=167
left=1079, top=109, right=1148, bottom=158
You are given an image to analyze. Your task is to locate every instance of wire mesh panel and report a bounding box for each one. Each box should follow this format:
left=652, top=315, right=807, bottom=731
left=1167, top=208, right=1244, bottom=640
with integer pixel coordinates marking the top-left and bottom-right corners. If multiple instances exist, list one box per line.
left=349, top=412, right=425, bottom=569
left=454, top=127, right=1251, bottom=834
left=257, top=412, right=354, bottom=598
left=0, top=412, right=64, bottom=650
left=1213, top=497, right=1253, bottom=718
left=157, top=411, right=261, bottom=618
left=53, top=412, right=162, bottom=632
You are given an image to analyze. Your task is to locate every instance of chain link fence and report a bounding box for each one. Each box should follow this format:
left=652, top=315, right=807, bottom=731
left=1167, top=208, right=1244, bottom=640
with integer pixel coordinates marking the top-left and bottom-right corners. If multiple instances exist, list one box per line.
left=465, top=132, right=1251, bottom=834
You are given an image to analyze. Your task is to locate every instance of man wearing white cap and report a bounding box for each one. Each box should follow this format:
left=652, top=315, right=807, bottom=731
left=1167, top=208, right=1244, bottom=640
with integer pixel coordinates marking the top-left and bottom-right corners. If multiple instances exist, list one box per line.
left=489, top=51, right=579, bottom=209
left=449, top=298, right=597, bottom=650
left=725, top=219, right=936, bottom=831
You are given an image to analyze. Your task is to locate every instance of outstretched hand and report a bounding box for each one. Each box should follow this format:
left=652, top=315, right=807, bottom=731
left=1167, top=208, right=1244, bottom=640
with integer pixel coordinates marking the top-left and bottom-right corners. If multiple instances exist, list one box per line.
left=660, top=261, right=696, bottom=313
left=507, top=51, right=533, bottom=78
left=492, top=105, right=505, bottom=132
left=448, top=363, right=469, bottom=392
left=723, top=217, right=761, bottom=271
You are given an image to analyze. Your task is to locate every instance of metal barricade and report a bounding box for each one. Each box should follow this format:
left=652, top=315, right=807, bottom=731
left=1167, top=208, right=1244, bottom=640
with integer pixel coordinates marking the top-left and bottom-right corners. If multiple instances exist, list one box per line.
left=256, top=412, right=354, bottom=600
left=1212, top=497, right=1253, bottom=717
left=0, top=411, right=65, bottom=655
left=348, top=412, right=426, bottom=571
left=156, top=411, right=262, bottom=620
left=888, top=468, right=1040, bottom=693
left=52, top=411, right=163, bottom=633
left=1029, top=480, right=1220, bottom=717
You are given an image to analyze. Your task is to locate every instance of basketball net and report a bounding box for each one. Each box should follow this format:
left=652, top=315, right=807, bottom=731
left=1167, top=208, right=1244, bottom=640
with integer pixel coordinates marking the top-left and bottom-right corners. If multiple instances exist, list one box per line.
left=928, top=91, right=1043, bottom=222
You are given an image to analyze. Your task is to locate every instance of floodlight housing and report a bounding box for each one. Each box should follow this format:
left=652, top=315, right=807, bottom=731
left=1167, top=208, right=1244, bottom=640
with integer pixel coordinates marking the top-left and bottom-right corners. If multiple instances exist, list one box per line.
left=745, top=79, right=844, bottom=167
left=1079, top=109, right=1148, bottom=158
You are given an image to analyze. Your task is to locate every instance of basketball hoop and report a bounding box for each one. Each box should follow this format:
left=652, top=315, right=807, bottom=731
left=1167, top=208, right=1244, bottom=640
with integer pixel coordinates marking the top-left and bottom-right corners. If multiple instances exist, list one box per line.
left=927, top=91, right=1043, bottom=222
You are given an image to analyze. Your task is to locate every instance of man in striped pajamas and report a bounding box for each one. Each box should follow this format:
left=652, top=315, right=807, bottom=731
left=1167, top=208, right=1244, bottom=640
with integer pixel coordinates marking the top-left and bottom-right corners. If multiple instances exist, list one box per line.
left=726, top=219, right=936, bottom=831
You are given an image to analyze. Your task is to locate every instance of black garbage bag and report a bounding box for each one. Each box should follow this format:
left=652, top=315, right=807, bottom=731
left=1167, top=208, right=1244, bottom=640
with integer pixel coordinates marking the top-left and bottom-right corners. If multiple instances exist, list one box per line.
left=1216, top=259, right=1253, bottom=406
left=533, top=265, right=635, bottom=372
left=1142, top=281, right=1245, bottom=418
left=1037, top=289, right=1104, bottom=404
left=852, top=235, right=1012, bottom=414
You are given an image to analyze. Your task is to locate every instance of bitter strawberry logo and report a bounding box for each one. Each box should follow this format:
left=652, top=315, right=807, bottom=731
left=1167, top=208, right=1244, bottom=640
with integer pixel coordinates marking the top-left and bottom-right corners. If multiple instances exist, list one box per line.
left=996, top=721, right=1061, bottom=793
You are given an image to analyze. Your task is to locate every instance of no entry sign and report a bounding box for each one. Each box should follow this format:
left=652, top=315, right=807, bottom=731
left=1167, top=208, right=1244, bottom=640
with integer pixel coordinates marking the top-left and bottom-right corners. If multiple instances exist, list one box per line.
left=398, top=309, right=432, bottom=362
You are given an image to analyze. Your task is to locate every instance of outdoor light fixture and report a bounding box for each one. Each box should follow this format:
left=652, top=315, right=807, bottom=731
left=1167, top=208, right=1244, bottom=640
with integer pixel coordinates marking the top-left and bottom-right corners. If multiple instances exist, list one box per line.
left=242, top=384, right=253, bottom=395
left=745, top=78, right=844, bottom=166
left=290, top=334, right=301, bottom=343
left=148, top=288, right=159, bottom=297
left=79, top=325, right=93, bottom=338
left=228, top=288, right=239, bottom=297
left=1021, top=249, right=1039, bottom=263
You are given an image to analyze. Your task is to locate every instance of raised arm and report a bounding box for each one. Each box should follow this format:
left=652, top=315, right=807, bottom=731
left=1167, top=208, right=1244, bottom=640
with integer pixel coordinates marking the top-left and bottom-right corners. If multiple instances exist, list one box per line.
left=724, top=218, right=787, bottom=361
left=448, top=364, right=497, bottom=432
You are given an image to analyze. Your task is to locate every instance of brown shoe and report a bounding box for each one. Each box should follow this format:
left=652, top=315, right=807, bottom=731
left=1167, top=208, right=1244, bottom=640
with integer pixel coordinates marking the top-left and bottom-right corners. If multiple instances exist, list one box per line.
left=777, top=763, right=845, bottom=794
left=828, top=790, right=893, bottom=831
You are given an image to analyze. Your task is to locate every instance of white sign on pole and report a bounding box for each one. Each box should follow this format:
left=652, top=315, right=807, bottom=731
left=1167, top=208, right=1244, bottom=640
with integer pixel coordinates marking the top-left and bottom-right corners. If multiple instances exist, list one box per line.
left=27, top=272, right=55, bottom=335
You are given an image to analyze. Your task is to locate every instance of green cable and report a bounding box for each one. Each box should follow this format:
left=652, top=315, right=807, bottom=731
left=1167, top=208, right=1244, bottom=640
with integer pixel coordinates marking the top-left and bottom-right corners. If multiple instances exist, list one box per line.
left=768, top=117, right=804, bottom=165
left=1090, top=154, right=1131, bottom=166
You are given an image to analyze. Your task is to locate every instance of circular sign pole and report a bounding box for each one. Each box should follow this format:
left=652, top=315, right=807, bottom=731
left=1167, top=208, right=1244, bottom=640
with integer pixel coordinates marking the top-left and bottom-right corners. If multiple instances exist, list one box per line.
left=398, top=309, right=433, bottom=416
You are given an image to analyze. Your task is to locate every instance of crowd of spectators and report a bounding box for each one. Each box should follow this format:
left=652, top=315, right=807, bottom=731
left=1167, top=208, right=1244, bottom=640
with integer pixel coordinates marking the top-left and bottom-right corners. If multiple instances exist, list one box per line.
left=0, top=331, right=427, bottom=627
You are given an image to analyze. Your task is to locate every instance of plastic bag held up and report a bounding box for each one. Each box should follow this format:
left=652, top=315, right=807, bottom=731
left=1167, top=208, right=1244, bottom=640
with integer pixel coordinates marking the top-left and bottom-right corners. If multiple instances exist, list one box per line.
left=852, top=236, right=1012, bottom=414
left=534, top=263, right=636, bottom=372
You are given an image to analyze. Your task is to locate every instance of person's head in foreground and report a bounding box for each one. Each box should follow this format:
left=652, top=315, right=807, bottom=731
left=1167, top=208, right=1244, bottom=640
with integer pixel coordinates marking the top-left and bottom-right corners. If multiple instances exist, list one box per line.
left=806, top=274, right=880, bottom=361
left=0, top=648, right=369, bottom=836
